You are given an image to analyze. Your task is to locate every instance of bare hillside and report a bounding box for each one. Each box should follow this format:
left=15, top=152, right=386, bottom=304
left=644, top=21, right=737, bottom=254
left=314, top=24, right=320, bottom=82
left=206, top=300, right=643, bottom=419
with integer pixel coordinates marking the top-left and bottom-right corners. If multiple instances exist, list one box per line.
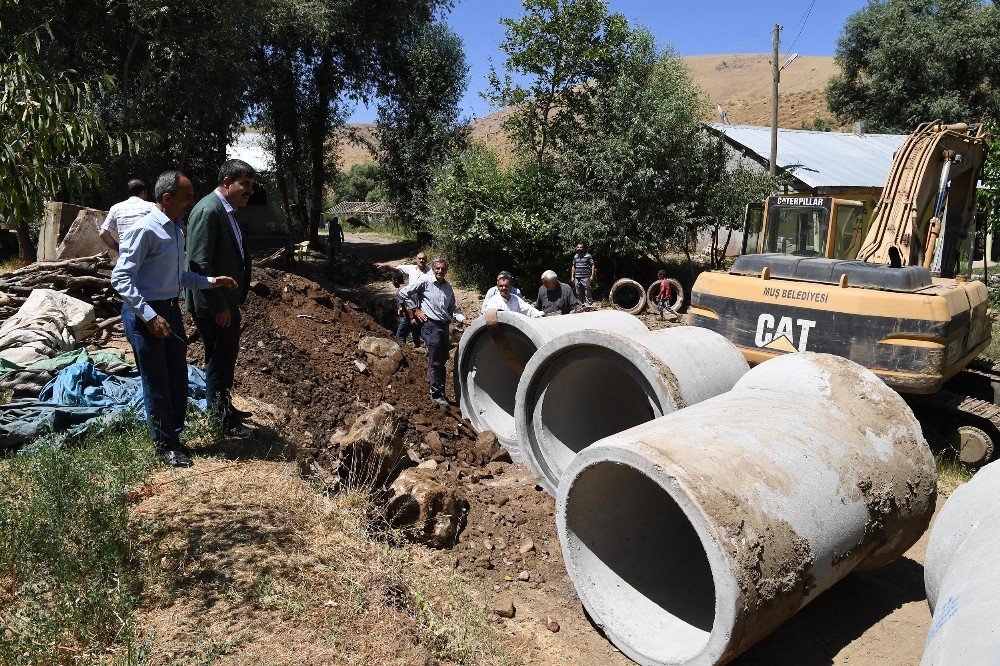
left=335, top=53, right=840, bottom=171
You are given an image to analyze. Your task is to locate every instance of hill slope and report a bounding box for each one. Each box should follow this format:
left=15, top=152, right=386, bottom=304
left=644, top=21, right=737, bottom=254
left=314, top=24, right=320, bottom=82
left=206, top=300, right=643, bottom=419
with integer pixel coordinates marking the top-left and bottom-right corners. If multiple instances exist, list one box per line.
left=335, top=53, right=839, bottom=171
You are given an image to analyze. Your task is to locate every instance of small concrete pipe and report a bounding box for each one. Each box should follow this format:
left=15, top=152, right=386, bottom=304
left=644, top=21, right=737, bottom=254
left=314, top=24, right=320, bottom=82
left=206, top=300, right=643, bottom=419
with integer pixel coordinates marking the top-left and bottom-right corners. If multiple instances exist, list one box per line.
left=556, top=353, right=937, bottom=666
left=455, top=310, right=647, bottom=457
left=516, top=326, right=749, bottom=495
left=922, top=460, right=1000, bottom=664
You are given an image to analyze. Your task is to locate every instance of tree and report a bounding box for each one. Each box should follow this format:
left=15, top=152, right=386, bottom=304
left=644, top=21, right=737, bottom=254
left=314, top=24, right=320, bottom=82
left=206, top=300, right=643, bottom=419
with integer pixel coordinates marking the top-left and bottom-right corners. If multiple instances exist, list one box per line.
left=0, top=16, right=119, bottom=260
left=1, top=0, right=260, bottom=205
left=427, top=146, right=565, bottom=290
left=250, top=0, right=451, bottom=245
left=372, top=22, right=469, bottom=231
left=827, top=0, right=1000, bottom=132
left=485, top=0, right=631, bottom=165
left=333, top=162, right=387, bottom=205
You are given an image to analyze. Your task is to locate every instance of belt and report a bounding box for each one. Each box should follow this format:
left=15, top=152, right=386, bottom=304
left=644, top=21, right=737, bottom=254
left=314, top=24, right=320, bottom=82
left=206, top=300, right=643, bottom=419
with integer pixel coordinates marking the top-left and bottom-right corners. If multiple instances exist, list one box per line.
left=148, top=297, right=180, bottom=307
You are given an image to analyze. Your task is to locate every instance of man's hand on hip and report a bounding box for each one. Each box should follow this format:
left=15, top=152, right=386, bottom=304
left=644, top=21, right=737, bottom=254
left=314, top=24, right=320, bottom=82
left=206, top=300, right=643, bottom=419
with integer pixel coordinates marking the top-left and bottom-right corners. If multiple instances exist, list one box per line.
left=212, top=276, right=239, bottom=290
left=412, top=308, right=428, bottom=323
left=215, top=309, right=232, bottom=327
left=146, top=315, right=171, bottom=339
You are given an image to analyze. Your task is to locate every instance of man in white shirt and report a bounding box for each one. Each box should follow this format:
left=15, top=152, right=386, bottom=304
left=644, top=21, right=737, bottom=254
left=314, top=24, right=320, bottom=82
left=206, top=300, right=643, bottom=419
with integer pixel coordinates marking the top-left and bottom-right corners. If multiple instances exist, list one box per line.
left=99, top=179, right=156, bottom=253
left=392, top=251, right=432, bottom=284
left=480, top=270, right=523, bottom=315
left=482, top=274, right=543, bottom=318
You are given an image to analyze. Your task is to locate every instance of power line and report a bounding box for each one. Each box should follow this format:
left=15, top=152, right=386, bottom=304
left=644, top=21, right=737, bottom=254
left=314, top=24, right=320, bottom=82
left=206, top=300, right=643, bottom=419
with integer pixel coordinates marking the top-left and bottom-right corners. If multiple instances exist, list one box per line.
left=786, top=0, right=816, bottom=53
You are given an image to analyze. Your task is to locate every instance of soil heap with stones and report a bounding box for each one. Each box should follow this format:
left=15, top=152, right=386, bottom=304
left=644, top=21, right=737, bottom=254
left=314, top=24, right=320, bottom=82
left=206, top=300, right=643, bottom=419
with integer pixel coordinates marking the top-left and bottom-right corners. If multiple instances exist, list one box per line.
left=196, top=267, right=567, bottom=586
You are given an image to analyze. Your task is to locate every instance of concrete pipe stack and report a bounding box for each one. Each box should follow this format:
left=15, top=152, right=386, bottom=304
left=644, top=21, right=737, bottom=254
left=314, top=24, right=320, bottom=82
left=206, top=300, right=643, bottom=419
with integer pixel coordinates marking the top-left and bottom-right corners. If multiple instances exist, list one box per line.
left=922, top=460, right=1000, bottom=665
left=515, top=326, right=750, bottom=495
left=556, top=353, right=937, bottom=665
left=454, top=310, right=647, bottom=459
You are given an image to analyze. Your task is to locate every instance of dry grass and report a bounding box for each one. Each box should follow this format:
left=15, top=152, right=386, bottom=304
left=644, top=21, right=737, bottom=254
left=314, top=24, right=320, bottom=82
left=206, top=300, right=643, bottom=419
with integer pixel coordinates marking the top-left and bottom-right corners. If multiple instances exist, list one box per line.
left=133, top=456, right=515, bottom=665
left=0, top=256, right=27, bottom=275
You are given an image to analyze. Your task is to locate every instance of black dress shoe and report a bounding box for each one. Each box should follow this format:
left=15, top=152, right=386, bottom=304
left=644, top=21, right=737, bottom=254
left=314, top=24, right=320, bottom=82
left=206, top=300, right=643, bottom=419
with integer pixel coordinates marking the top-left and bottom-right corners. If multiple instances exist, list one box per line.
left=159, top=449, right=193, bottom=468
left=176, top=443, right=196, bottom=458
left=228, top=406, right=254, bottom=420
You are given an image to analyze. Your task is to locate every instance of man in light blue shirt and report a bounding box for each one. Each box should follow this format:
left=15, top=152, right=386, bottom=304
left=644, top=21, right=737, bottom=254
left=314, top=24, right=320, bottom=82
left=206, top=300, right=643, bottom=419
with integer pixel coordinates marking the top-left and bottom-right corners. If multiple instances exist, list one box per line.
left=112, top=170, right=238, bottom=468
left=402, top=258, right=465, bottom=405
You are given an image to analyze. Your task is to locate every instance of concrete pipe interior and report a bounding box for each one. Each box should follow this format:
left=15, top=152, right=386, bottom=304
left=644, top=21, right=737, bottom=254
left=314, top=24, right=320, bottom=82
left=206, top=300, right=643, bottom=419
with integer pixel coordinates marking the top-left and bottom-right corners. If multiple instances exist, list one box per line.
left=564, top=460, right=717, bottom=664
left=532, top=348, right=657, bottom=478
left=466, top=326, right=536, bottom=440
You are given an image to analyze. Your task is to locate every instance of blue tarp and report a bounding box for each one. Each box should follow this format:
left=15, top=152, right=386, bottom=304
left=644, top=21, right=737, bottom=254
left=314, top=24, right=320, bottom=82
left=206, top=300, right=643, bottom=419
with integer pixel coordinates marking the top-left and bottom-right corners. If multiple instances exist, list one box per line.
left=0, top=361, right=208, bottom=450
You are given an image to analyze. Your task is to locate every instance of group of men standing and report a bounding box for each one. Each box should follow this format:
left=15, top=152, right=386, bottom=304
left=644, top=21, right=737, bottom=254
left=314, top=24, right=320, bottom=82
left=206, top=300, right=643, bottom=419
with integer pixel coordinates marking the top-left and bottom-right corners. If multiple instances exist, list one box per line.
left=394, top=240, right=597, bottom=405
left=109, top=159, right=256, bottom=468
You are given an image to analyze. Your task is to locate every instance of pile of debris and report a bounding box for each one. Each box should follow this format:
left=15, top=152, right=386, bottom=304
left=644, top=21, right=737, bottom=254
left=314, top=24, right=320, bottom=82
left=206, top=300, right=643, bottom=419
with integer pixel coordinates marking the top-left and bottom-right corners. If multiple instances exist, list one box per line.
left=0, top=254, right=121, bottom=329
left=216, top=268, right=562, bottom=579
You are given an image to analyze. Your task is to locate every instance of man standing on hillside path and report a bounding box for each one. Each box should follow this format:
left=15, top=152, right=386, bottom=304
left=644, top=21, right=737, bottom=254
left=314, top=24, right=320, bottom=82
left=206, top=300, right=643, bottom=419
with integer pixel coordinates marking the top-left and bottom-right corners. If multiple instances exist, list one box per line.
left=402, top=258, right=465, bottom=406
left=100, top=179, right=156, bottom=254
left=185, top=159, right=255, bottom=434
left=112, top=171, right=239, bottom=468
left=570, top=241, right=595, bottom=306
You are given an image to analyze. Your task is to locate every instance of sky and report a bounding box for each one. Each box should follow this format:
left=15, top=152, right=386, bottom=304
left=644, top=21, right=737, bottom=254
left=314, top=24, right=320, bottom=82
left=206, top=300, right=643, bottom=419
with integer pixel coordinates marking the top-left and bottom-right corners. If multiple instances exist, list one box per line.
left=346, top=0, right=870, bottom=123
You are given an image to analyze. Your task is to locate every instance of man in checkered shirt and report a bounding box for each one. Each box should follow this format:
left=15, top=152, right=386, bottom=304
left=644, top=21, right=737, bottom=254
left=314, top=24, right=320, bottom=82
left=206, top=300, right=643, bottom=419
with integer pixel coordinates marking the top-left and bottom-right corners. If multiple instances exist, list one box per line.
left=99, top=179, right=156, bottom=253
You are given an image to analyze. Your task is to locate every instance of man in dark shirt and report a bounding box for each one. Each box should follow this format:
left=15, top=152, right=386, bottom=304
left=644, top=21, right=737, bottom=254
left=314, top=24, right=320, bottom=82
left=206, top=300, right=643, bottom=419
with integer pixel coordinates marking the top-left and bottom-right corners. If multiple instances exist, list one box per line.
left=570, top=240, right=595, bottom=306
left=536, top=269, right=579, bottom=315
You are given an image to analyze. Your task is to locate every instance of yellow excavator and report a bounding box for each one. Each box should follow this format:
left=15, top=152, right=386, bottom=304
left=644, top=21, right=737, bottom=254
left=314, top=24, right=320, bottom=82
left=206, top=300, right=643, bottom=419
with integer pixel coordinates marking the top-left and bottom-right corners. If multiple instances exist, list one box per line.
left=690, top=121, right=998, bottom=464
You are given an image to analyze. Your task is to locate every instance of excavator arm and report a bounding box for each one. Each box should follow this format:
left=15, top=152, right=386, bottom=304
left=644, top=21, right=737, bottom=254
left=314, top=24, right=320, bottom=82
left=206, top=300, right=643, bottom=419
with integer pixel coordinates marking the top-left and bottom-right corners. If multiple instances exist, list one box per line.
left=856, top=121, right=988, bottom=276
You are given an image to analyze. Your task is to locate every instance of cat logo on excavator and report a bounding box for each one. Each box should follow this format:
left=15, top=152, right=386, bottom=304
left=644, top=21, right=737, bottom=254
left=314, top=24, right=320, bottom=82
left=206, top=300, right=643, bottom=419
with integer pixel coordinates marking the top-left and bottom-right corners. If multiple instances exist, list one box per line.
left=753, top=314, right=816, bottom=353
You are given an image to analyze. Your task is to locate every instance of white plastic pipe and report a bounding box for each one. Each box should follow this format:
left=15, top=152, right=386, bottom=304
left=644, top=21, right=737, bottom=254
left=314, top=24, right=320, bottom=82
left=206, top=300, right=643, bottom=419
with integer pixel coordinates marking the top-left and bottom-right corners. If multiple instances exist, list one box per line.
left=455, top=310, right=646, bottom=456
left=516, top=326, right=749, bottom=495
left=922, top=460, right=1000, bottom=665
left=557, top=353, right=937, bottom=665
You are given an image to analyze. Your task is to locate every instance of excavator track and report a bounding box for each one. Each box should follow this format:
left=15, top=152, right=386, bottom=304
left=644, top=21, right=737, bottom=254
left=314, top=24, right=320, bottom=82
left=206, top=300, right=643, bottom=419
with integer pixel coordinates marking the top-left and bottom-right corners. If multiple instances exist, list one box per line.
left=905, top=358, right=1000, bottom=466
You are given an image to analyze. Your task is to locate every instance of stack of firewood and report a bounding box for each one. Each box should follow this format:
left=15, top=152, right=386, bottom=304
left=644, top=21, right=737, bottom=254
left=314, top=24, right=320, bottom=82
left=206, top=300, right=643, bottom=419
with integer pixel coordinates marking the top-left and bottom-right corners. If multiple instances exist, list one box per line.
left=0, top=254, right=122, bottom=328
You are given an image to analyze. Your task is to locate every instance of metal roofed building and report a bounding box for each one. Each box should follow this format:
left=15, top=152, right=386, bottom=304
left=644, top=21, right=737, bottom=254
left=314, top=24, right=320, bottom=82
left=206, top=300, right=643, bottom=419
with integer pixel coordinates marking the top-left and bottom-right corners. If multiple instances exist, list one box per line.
left=704, top=122, right=907, bottom=195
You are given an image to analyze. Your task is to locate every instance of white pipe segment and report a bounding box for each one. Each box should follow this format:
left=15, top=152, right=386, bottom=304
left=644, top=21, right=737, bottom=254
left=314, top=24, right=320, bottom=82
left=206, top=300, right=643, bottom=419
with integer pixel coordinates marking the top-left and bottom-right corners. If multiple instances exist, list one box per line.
left=556, top=353, right=937, bottom=666
left=922, top=460, right=1000, bottom=665
left=515, top=326, right=749, bottom=495
left=455, top=310, right=647, bottom=457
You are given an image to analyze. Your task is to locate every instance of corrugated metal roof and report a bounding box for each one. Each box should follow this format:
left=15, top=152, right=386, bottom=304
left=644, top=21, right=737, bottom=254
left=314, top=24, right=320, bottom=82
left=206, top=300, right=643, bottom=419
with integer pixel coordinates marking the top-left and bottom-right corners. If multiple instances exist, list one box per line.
left=705, top=123, right=906, bottom=189
left=226, top=132, right=274, bottom=172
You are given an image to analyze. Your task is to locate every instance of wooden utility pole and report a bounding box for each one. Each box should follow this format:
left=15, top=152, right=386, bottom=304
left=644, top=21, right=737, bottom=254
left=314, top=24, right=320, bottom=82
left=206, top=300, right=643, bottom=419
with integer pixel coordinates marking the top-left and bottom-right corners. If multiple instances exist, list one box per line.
left=770, top=22, right=781, bottom=176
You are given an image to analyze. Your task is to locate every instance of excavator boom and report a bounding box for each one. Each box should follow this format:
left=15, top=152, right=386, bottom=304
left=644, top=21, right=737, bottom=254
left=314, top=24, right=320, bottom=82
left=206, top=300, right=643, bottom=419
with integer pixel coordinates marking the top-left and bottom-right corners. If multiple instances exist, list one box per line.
left=857, top=121, right=987, bottom=276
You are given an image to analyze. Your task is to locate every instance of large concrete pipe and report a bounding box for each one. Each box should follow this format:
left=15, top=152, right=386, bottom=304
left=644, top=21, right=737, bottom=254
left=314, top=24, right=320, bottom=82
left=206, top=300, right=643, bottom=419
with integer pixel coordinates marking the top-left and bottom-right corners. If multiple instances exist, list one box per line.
left=922, top=460, right=1000, bottom=664
left=556, top=353, right=936, bottom=666
left=515, top=326, right=749, bottom=495
left=455, top=310, right=646, bottom=457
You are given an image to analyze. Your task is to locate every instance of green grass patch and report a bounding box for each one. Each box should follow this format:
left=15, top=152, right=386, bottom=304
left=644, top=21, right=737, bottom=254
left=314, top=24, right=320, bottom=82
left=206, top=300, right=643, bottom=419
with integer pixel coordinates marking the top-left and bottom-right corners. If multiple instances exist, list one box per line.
left=935, top=452, right=975, bottom=497
left=0, top=418, right=158, bottom=664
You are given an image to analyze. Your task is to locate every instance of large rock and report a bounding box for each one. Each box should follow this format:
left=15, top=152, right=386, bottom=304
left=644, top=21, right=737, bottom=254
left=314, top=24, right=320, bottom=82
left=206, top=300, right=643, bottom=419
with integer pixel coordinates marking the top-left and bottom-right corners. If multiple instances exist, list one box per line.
left=386, top=467, right=468, bottom=548
left=339, top=403, right=405, bottom=487
left=357, top=336, right=404, bottom=376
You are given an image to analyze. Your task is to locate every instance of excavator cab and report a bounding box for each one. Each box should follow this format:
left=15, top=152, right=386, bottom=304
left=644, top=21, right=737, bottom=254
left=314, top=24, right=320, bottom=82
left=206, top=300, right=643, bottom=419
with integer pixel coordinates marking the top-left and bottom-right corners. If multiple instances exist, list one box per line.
left=743, top=196, right=868, bottom=260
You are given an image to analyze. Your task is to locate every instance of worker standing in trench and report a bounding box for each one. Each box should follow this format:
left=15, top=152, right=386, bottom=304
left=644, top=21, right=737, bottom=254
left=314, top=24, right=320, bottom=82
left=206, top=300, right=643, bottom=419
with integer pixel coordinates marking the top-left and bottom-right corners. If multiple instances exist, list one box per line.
left=401, top=258, right=465, bottom=406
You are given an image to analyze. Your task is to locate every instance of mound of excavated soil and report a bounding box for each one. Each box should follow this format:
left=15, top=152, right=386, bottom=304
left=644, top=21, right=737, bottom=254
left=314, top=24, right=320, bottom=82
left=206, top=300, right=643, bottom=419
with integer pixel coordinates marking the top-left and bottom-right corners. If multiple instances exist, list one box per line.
left=185, top=267, right=564, bottom=584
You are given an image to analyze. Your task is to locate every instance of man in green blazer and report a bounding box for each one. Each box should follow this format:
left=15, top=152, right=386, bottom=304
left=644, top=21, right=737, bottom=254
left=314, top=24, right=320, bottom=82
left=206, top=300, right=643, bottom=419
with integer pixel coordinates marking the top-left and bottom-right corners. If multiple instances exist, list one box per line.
left=186, top=159, right=255, bottom=432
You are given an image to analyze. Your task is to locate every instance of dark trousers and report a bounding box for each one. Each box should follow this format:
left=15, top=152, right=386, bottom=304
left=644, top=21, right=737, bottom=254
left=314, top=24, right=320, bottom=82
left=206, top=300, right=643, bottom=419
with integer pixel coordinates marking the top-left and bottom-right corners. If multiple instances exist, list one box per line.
left=193, top=308, right=242, bottom=423
left=122, top=301, right=187, bottom=450
left=395, top=317, right=422, bottom=347
left=420, top=319, right=449, bottom=398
